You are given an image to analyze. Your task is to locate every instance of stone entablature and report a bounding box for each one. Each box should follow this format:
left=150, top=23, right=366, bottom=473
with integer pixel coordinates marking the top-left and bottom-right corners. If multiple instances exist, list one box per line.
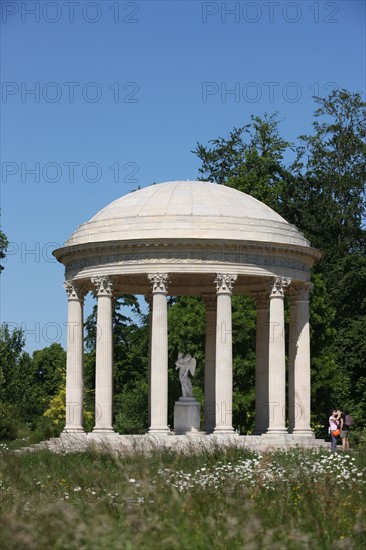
left=54, top=239, right=320, bottom=286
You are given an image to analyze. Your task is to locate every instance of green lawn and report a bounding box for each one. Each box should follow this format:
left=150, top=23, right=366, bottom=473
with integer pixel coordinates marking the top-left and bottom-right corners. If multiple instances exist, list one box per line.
left=1, top=445, right=365, bottom=549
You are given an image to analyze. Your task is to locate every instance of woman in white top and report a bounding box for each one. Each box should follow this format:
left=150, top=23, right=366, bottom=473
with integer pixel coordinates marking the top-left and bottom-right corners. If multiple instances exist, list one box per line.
left=329, top=409, right=340, bottom=452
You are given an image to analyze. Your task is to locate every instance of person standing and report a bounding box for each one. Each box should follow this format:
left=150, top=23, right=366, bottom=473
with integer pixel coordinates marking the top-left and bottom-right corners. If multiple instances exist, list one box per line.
left=341, top=410, right=353, bottom=451
left=329, top=409, right=340, bottom=452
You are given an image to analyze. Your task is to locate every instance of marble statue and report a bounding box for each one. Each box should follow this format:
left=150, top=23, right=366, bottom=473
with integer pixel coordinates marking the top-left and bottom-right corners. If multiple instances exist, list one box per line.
left=175, top=353, right=196, bottom=398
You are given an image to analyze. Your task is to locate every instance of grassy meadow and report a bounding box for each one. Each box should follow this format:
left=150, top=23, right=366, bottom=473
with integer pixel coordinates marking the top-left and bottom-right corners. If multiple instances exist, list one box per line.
left=0, top=443, right=365, bottom=549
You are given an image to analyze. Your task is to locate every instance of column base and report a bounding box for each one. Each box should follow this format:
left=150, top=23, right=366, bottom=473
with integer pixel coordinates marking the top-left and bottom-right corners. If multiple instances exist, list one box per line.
left=148, top=427, right=170, bottom=436
left=291, top=429, right=315, bottom=438
left=264, top=428, right=288, bottom=435
left=174, top=428, right=205, bottom=436
left=92, top=427, right=115, bottom=434
left=213, top=427, right=235, bottom=435
left=63, top=426, right=85, bottom=433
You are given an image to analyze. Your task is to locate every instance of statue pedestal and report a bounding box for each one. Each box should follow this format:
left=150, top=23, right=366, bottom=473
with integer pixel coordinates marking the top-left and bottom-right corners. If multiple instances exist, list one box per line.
left=174, top=397, right=201, bottom=435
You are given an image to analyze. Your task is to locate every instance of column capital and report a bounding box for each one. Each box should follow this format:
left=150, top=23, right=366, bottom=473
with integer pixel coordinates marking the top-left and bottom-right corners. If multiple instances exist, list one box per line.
left=202, top=294, right=217, bottom=310
left=64, top=280, right=86, bottom=301
left=92, top=275, right=113, bottom=297
left=287, top=282, right=313, bottom=303
left=254, top=292, right=269, bottom=310
left=268, top=277, right=291, bottom=298
left=148, top=273, right=169, bottom=294
left=215, top=273, right=237, bottom=294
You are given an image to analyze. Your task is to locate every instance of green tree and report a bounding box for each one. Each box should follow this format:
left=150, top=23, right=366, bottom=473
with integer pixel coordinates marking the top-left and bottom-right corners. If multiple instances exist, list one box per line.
left=0, top=323, right=26, bottom=403
left=0, top=322, right=25, bottom=438
left=193, top=90, right=366, bottom=431
left=294, top=90, right=366, bottom=260
left=0, top=228, right=8, bottom=272
left=194, top=113, right=294, bottom=211
left=30, top=343, right=66, bottom=418
left=295, top=90, right=366, bottom=426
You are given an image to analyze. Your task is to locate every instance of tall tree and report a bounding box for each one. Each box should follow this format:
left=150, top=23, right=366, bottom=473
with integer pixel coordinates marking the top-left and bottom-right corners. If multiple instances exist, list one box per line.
left=296, top=90, right=366, bottom=425
left=193, top=90, right=366, bottom=431
left=0, top=323, right=26, bottom=403
left=194, top=113, right=294, bottom=211
left=294, top=89, right=366, bottom=260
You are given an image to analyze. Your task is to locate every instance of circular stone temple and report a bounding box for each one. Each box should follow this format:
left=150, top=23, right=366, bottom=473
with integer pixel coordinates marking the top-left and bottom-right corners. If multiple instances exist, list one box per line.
left=53, top=180, right=321, bottom=439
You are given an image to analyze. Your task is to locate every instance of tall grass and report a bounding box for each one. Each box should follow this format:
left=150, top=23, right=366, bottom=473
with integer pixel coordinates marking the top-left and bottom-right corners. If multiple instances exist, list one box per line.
left=1, top=445, right=365, bottom=549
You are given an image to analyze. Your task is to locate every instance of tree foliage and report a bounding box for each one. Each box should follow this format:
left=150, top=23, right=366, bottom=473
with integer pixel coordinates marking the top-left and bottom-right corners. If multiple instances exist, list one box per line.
left=0, top=325, right=66, bottom=438
left=194, top=89, right=366, bottom=431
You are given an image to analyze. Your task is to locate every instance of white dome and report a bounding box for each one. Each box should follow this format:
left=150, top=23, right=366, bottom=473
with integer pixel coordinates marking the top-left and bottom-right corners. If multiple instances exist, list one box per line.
left=65, top=180, right=310, bottom=247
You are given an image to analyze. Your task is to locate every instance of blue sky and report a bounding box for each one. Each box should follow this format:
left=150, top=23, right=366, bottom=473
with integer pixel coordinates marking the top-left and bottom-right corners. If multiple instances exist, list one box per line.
left=1, top=0, right=365, bottom=353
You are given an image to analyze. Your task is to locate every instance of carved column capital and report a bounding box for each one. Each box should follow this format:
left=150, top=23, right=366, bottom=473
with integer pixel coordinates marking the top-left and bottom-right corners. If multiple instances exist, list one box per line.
left=287, top=282, right=313, bottom=303
left=91, top=275, right=113, bottom=297
left=268, top=277, right=291, bottom=298
left=64, top=280, right=86, bottom=301
left=215, top=273, right=237, bottom=294
left=148, top=273, right=169, bottom=294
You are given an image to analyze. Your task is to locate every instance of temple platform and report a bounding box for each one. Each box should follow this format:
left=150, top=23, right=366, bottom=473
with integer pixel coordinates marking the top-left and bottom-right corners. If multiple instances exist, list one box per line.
left=17, top=433, right=329, bottom=455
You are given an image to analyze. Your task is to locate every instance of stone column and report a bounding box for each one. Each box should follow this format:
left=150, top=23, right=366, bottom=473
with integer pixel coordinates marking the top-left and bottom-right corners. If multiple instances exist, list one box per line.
left=92, top=276, right=114, bottom=433
left=213, top=273, right=237, bottom=435
left=148, top=273, right=170, bottom=434
left=288, top=283, right=314, bottom=436
left=266, top=277, right=290, bottom=434
left=63, top=281, right=85, bottom=433
left=253, top=293, right=270, bottom=435
left=203, top=295, right=217, bottom=433
left=146, top=293, right=153, bottom=429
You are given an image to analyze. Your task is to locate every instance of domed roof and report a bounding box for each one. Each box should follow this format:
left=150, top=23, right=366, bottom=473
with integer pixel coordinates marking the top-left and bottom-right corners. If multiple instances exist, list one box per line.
left=65, top=180, right=310, bottom=247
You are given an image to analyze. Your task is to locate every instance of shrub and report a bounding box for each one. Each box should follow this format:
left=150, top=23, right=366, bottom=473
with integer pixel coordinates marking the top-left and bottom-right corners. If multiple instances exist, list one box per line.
left=0, top=402, right=19, bottom=440
left=30, top=416, right=61, bottom=443
left=113, top=383, right=148, bottom=434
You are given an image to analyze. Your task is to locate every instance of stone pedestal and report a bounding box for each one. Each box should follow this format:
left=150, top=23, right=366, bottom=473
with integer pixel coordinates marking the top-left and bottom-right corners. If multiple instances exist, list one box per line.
left=174, top=398, right=201, bottom=435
